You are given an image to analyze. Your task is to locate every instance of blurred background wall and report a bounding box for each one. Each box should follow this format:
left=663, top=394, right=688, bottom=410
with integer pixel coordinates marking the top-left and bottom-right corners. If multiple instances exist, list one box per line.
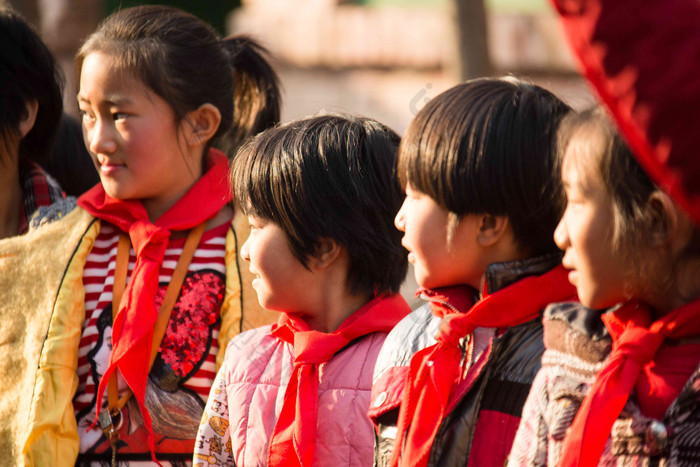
left=2, top=0, right=594, bottom=305
left=1, top=0, right=594, bottom=127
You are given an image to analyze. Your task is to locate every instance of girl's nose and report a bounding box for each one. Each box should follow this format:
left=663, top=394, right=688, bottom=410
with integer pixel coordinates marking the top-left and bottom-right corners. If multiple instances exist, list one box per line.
left=240, top=236, right=251, bottom=262
left=394, top=199, right=407, bottom=232
left=553, top=214, right=569, bottom=251
left=88, top=119, right=117, bottom=155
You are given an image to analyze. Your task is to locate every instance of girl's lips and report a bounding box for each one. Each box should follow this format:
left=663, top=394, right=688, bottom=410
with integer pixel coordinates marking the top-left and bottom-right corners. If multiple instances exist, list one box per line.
left=99, top=161, right=125, bottom=175
left=407, top=252, right=416, bottom=263
left=567, top=269, right=578, bottom=285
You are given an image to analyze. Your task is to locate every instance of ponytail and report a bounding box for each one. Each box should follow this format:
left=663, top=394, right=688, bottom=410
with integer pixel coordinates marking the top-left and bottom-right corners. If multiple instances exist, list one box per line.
left=216, top=35, right=281, bottom=157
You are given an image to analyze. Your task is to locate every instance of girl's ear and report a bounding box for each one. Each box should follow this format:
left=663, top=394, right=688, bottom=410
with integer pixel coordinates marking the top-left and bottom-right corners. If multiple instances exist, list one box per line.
left=19, top=100, right=39, bottom=138
left=310, top=237, right=342, bottom=270
left=475, top=214, right=510, bottom=247
left=647, top=191, right=677, bottom=246
left=184, top=103, right=222, bottom=146
left=647, top=190, right=694, bottom=249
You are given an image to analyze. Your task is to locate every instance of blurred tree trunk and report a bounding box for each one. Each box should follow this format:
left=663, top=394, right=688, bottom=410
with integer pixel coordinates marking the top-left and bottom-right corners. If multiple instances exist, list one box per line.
left=452, top=0, right=492, bottom=80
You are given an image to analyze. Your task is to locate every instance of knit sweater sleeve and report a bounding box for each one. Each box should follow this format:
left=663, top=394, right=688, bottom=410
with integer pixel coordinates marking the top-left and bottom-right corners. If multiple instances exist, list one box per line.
left=194, top=356, right=235, bottom=466
left=508, top=365, right=550, bottom=467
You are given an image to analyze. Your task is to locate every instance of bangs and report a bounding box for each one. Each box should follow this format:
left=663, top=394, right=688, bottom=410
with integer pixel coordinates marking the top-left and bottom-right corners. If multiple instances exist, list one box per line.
left=560, top=121, right=608, bottom=198
left=231, top=131, right=289, bottom=225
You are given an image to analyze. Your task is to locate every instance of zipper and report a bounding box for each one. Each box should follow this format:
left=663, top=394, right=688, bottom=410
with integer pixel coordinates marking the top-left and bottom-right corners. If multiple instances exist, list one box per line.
left=419, top=292, right=473, bottom=377
left=459, top=334, right=474, bottom=379
left=479, top=274, right=487, bottom=299
left=459, top=336, right=468, bottom=368
left=418, top=293, right=461, bottom=315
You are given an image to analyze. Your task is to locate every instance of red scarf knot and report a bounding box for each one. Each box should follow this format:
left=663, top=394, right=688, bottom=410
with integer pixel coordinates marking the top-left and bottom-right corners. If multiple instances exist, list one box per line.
left=391, top=265, right=576, bottom=467
left=267, top=294, right=411, bottom=467
left=292, top=332, right=350, bottom=365
left=128, top=221, right=170, bottom=260
left=559, top=297, right=700, bottom=467
left=611, top=328, right=665, bottom=367
left=77, top=149, right=231, bottom=464
left=436, top=313, right=474, bottom=347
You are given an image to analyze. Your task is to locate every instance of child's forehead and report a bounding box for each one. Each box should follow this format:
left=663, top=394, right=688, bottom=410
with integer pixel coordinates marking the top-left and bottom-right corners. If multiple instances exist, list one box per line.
left=562, top=137, right=607, bottom=200
left=79, top=52, right=152, bottom=99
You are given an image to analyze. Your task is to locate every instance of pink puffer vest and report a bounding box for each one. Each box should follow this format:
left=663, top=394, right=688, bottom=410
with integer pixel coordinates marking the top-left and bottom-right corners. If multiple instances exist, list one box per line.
left=222, top=325, right=388, bottom=466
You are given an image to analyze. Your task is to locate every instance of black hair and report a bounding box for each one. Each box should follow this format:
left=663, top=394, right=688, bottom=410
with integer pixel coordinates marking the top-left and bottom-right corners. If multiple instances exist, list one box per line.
left=0, top=7, right=63, bottom=166
left=398, top=77, right=572, bottom=256
left=76, top=5, right=280, bottom=158
left=232, top=114, right=408, bottom=296
left=44, top=113, right=100, bottom=196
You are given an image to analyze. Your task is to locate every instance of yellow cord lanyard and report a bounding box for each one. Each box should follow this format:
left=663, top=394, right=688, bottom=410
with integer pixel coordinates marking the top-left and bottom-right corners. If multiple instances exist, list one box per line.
left=97, top=222, right=206, bottom=465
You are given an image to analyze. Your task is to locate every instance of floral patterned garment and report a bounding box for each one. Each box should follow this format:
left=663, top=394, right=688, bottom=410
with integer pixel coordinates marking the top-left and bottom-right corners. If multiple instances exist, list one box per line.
left=74, top=221, right=228, bottom=466
left=193, top=369, right=234, bottom=466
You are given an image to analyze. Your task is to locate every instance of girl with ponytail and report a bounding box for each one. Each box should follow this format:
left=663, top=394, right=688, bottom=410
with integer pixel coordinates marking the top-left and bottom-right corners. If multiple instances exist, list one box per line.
left=20, top=5, right=281, bottom=465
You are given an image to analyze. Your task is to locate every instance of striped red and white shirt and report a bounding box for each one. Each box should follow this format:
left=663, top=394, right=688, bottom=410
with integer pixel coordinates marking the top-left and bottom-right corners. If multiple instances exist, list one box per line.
left=74, top=220, right=229, bottom=465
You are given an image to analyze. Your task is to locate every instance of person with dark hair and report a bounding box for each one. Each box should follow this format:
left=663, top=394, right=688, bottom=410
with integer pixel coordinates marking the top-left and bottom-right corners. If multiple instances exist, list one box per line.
left=43, top=113, right=100, bottom=197
left=0, top=7, right=65, bottom=238
left=0, top=5, right=282, bottom=465
left=370, top=77, right=576, bottom=467
left=193, top=114, right=411, bottom=466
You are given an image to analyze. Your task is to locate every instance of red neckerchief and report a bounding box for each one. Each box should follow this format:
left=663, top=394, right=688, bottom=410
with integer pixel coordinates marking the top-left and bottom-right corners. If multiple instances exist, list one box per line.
left=391, top=265, right=576, bottom=467
left=636, top=342, right=700, bottom=419
left=77, top=149, right=231, bottom=462
left=267, top=294, right=411, bottom=467
left=558, top=297, right=700, bottom=466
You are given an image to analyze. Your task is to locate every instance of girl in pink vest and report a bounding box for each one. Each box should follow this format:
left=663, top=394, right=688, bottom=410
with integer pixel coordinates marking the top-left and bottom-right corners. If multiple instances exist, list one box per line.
left=193, top=114, right=411, bottom=466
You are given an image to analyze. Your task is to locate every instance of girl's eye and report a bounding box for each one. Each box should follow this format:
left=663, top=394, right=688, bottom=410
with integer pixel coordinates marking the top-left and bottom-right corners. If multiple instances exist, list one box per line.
left=79, top=110, right=95, bottom=124
left=112, top=112, right=129, bottom=121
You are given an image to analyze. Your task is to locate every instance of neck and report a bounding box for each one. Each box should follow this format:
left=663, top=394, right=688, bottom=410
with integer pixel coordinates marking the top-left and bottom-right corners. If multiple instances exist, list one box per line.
left=303, top=290, right=372, bottom=333
left=648, top=257, right=700, bottom=316
left=0, top=156, right=22, bottom=239
left=141, top=169, right=202, bottom=222
left=141, top=148, right=207, bottom=222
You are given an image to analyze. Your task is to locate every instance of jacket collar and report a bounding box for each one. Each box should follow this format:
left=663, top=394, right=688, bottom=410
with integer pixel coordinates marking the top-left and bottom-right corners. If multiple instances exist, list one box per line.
left=418, top=253, right=564, bottom=315
left=481, top=252, right=563, bottom=296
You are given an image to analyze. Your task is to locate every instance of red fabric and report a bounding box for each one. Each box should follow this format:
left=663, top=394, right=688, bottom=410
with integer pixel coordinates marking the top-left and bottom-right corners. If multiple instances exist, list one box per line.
left=467, top=410, right=521, bottom=467
left=636, top=342, right=700, bottom=419
left=390, top=265, right=576, bottom=467
left=77, top=149, right=231, bottom=463
left=267, top=294, right=411, bottom=467
left=420, top=285, right=475, bottom=319
left=558, top=297, right=700, bottom=467
left=552, top=0, right=700, bottom=223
